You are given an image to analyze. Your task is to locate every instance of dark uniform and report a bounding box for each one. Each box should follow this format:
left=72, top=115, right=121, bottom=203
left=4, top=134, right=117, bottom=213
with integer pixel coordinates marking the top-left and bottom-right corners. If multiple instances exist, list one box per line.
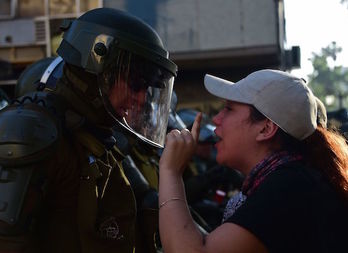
left=0, top=8, right=177, bottom=252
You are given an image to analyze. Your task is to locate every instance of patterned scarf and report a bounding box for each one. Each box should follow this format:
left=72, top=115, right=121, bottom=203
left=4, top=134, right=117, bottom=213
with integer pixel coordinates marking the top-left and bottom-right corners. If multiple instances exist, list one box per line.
left=222, top=151, right=302, bottom=223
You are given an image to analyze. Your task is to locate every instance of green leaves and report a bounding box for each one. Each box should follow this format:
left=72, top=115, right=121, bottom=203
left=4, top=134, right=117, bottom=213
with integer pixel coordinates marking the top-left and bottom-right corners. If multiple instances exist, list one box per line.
left=308, top=42, right=348, bottom=110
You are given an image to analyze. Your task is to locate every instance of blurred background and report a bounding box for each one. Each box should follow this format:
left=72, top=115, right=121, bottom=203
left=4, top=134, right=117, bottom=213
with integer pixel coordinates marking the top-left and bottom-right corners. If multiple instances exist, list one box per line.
left=0, top=0, right=348, bottom=127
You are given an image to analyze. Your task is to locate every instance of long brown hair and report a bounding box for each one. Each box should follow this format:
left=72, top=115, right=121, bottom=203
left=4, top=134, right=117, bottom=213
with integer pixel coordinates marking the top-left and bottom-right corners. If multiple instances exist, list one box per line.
left=249, top=106, right=348, bottom=202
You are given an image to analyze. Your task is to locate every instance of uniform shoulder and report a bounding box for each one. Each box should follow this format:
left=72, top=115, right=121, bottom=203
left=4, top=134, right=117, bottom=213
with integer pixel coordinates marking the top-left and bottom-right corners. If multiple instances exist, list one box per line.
left=0, top=93, right=60, bottom=165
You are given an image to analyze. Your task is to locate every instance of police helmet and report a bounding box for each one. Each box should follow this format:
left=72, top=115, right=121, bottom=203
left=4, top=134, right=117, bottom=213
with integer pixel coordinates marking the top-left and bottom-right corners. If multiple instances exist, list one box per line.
left=57, top=8, right=177, bottom=148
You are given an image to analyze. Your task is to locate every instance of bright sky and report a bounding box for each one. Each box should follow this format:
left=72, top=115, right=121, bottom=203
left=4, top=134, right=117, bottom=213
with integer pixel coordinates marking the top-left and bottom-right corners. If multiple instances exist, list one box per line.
left=284, top=0, right=348, bottom=79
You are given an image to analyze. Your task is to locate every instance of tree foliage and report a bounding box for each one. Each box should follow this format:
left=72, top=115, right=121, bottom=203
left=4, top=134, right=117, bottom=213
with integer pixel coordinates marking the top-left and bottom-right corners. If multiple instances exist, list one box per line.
left=308, top=42, right=348, bottom=110
left=341, top=0, right=348, bottom=8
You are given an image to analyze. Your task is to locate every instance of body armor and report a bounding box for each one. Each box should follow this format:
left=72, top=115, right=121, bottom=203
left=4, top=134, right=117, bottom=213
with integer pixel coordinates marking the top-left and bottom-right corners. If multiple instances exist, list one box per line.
left=0, top=60, right=158, bottom=253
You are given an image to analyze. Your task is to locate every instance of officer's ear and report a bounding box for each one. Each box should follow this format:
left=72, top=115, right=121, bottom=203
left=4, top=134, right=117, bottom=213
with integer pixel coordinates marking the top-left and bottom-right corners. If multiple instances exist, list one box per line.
left=255, top=119, right=279, bottom=141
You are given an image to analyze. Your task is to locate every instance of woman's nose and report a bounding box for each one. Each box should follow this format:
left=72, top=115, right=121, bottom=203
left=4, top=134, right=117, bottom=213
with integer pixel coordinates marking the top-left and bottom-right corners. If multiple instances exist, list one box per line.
left=213, top=110, right=223, bottom=126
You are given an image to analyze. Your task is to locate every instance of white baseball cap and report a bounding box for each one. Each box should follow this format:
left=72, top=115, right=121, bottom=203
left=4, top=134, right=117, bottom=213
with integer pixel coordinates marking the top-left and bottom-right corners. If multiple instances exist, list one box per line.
left=204, top=69, right=318, bottom=140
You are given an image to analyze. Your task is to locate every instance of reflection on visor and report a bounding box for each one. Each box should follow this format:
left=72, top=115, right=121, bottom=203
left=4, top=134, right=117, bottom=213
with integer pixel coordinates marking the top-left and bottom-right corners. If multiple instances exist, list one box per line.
left=99, top=51, right=175, bottom=147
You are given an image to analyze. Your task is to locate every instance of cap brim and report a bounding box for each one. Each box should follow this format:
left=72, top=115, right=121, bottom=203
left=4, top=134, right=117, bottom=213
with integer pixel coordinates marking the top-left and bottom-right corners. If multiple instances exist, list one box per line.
left=204, top=74, right=249, bottom=104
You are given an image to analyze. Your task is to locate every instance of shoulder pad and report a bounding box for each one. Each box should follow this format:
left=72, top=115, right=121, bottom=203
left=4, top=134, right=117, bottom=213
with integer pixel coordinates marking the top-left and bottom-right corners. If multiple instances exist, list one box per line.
left=0, top=101, right=59, bottom=166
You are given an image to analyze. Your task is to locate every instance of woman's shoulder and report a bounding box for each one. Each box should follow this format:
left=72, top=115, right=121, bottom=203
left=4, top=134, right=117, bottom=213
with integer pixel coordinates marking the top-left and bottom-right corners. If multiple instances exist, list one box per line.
left=259, top=161, right=345, bottom=208
left=264, top=161, right=326, bottom=189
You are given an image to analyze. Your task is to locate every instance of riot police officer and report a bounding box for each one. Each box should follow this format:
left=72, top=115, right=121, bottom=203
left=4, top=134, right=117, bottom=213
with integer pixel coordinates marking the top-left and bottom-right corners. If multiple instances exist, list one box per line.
left=0, top=8, right=176, bottom=252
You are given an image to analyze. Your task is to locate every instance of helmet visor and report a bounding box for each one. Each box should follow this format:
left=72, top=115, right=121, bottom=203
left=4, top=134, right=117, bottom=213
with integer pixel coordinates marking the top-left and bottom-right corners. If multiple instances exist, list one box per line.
left=99, top=51, right=174, bottom=148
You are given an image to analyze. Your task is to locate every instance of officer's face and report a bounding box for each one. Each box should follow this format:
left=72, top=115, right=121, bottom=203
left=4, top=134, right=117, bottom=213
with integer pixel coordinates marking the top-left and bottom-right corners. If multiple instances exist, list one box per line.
left=108, top=77, right=147, bottom=119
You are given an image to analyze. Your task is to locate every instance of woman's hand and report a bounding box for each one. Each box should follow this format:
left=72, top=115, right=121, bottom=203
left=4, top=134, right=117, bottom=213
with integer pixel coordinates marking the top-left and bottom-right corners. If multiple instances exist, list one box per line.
left=159, top=112, right=202, bottom=176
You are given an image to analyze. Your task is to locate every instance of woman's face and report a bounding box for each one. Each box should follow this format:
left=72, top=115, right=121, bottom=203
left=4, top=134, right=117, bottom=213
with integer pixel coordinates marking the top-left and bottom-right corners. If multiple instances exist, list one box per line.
left=213, top=101, right=260, bottom=172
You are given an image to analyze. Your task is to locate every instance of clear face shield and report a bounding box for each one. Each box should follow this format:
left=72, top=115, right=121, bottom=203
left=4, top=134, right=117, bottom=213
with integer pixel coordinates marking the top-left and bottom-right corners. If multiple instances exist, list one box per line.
left=98, top=51, right=174, bottom=148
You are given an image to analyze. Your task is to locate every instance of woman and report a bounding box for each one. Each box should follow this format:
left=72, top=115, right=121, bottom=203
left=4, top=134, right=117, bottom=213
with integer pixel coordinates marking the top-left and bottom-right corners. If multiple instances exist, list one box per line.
left=159, top=69, right=348, bottom=253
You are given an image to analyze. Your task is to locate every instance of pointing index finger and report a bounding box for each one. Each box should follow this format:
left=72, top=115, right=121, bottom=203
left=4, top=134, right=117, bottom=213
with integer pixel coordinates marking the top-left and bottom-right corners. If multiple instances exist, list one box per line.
left=191, top=112, right=202, bottom=142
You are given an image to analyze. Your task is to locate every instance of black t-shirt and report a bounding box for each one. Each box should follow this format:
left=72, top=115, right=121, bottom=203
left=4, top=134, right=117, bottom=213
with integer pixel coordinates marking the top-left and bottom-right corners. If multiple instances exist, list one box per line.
left=225, top=162, right=348, bottom=253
